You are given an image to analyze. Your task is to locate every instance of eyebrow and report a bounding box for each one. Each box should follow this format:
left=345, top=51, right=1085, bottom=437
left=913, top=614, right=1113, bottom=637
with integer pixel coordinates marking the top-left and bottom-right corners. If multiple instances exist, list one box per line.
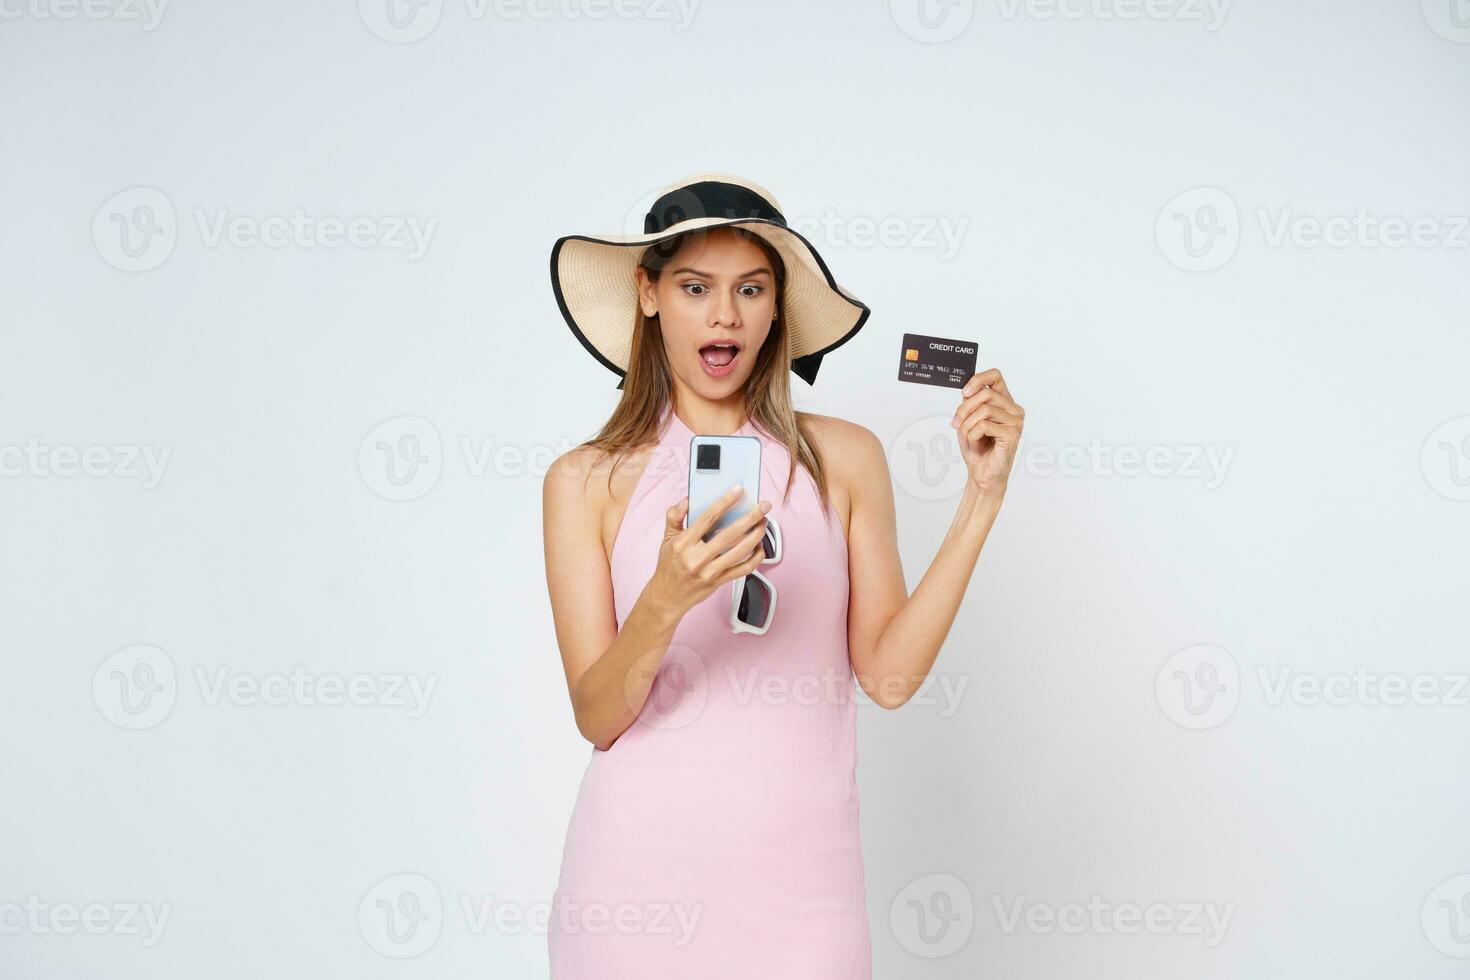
left=670, top=266, right=772, bottom=279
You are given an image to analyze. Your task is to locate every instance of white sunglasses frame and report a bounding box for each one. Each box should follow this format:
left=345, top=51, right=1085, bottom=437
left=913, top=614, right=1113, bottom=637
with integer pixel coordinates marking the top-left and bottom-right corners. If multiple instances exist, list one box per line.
left=730, top=567, right=778, bottom=636
left=729, top=515, right=781, bottom=635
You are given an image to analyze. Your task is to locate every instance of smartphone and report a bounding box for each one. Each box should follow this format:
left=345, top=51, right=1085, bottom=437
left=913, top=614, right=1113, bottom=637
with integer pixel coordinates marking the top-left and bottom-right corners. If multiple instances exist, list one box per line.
left=685, top=434, right=762, bottom=546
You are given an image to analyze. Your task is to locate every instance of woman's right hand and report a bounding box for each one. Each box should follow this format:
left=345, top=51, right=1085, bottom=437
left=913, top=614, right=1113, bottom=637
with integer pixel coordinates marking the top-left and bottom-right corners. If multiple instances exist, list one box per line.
left=646, top=486, right=772, bottom=620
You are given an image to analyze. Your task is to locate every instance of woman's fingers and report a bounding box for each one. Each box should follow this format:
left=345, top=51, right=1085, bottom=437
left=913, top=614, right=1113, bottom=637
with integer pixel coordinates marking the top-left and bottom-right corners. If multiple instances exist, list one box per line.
left=955, top=400, right=1022, bottom=433
left=954, top=384, right=1023, bottom=423
left=962, top=368, right=1013, bottom=401
left=684, top=484, right=749, bottom=543
left=961, top=413, right=1020, bottom=445
left=716, top=540, right=769, bottom=587
left=699, top=505, right=770, bottom=575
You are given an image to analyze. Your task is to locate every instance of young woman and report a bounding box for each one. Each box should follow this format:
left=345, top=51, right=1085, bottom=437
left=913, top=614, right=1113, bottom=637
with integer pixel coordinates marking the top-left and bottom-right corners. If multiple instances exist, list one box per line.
left=542, top=173, right=1024, bottom=978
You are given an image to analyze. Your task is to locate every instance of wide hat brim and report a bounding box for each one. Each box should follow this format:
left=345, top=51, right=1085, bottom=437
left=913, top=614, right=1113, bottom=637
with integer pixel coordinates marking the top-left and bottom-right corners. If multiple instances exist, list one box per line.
left=550, top=184, right=870, bottom=389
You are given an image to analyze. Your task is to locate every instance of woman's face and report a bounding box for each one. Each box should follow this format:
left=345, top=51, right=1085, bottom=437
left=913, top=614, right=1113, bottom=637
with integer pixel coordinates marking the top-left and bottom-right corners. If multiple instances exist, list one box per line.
left=637, top=227, right=777, bottom=397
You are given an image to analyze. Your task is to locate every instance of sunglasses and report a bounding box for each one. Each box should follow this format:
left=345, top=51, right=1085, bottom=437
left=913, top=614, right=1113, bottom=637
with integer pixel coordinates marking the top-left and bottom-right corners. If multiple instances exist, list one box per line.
left=730, top=514, right=781, bottom=635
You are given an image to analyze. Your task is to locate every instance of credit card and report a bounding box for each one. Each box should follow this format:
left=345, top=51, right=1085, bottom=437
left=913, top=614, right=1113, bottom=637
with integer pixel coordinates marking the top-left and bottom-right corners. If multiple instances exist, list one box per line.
left=897, top=333, right=978, bottom=389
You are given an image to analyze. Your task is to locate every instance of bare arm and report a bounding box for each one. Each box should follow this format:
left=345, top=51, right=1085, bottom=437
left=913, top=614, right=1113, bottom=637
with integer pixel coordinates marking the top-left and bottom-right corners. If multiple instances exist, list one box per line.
left=842, top=369, right=1024, bottom=708
left=543, top=451, right=770, bottom=749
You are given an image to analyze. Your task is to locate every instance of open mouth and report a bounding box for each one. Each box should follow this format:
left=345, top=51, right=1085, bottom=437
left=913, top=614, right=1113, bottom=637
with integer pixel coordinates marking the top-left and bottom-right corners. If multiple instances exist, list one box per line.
left=698, top=342, right=741, bottom=377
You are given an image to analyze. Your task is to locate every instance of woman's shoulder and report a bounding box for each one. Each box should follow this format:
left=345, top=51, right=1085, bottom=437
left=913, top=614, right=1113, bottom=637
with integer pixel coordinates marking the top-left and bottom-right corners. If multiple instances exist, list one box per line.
left=796, top=411, right=887, bottom=467
left=544, top=440, right=663, bottom=562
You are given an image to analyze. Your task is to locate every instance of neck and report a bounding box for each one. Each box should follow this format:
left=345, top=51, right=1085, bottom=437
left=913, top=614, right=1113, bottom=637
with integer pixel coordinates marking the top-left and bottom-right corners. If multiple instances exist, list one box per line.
left=669, top=385, right=748, bottom=437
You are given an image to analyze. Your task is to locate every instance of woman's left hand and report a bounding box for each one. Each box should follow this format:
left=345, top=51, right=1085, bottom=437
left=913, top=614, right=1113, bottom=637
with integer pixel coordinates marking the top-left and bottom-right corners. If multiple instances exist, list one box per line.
left=952, top=368, right=1024, bottom=500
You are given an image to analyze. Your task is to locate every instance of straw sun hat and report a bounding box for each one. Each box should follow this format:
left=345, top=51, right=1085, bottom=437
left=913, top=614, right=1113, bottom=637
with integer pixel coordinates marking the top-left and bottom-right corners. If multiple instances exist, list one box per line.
left=549, top=172, right=871, bottom=389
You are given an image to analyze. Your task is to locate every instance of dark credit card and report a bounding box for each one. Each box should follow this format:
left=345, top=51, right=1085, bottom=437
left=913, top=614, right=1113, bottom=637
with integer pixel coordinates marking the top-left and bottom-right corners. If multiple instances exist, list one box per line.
left=897, top=333, right=978, bottom=389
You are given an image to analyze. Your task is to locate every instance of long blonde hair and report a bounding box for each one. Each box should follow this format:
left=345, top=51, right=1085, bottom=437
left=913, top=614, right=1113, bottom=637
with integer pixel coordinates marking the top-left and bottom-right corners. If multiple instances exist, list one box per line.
left=579, top=226, right=833, bottom=519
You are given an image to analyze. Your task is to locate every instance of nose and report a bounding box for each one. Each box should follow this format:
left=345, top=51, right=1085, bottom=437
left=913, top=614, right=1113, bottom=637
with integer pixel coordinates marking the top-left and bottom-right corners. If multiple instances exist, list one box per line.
left=708, top=289, right=739, bottom=329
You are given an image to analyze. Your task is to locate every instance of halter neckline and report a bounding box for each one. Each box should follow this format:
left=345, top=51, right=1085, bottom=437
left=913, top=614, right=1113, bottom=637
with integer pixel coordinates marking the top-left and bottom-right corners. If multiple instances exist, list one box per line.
left=659, top=402, right=757, bottom=444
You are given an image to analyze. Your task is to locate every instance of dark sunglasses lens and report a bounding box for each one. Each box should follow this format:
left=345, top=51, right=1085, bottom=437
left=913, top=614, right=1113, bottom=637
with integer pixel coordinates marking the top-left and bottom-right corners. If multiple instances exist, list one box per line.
left=760, top=526, right=777, bottom=560
left=737, top=575, right=772, bottom=628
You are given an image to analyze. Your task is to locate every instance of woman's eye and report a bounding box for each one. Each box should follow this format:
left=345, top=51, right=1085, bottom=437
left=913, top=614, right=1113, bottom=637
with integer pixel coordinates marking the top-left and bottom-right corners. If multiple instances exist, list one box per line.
left=739, top=285, right=763, bottom=298
left=682, top=283, right=706, bottom=296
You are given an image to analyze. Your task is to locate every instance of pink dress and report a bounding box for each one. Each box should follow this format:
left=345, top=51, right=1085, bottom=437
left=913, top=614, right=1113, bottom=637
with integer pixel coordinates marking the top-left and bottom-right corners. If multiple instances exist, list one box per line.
left=548, top=401, right=871, bottom=978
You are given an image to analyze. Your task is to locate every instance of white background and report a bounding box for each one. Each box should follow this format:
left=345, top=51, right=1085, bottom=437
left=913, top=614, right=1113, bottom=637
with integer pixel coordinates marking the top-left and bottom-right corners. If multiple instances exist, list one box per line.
left=2, top=0, right=1469, bottom=976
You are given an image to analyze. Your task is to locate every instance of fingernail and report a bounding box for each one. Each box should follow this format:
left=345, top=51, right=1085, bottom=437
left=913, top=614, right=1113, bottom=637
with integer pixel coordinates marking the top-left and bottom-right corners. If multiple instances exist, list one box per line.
left=760, top=501, right=771, bottom=513
left=950, top=416, right=959, bottom=427
left=730, top=483, right=743, bottom=495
